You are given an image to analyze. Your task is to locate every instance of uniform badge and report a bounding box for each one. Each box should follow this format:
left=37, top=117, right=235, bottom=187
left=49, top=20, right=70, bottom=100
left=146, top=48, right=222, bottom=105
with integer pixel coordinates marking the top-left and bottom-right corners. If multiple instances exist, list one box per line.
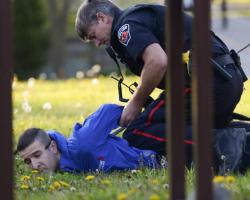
left=118, top=24, right=131, bottom=46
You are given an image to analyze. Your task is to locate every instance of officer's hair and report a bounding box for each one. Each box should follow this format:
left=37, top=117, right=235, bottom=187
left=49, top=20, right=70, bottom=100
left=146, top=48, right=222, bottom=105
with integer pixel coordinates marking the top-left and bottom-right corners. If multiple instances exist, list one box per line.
left=16, top=128, right=51, bottom=153
left=75, top=0, right=120, bottom=41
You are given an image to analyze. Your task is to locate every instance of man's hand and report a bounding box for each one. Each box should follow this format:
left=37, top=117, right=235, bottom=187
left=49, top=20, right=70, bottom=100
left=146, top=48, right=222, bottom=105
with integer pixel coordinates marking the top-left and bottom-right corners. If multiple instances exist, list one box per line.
left=119, top=100, right=142, bottom=127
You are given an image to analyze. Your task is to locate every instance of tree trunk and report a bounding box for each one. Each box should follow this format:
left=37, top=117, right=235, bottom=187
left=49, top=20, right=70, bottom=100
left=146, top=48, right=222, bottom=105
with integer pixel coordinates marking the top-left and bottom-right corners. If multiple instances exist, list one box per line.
left=47, top=0, right=72, bottom=78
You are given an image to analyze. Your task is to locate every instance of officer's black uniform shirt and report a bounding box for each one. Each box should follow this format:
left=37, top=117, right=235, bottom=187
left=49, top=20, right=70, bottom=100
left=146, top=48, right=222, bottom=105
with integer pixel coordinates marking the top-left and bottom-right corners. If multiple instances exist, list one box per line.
left=110, top=4, right=229, bottom=89
left=110, top=4, right=193, bottom=89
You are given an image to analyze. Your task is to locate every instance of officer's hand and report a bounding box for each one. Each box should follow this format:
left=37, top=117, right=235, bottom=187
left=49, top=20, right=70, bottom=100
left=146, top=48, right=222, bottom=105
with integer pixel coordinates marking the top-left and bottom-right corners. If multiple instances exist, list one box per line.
left=120, top=100, right=142, bottom=127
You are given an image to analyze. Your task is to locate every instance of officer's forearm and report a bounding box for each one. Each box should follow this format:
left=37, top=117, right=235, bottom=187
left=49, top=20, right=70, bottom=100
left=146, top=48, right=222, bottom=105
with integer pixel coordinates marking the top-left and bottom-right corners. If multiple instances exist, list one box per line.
left=130, top=43, right=167, bottom=107
left=131, top=57, right=167, bottom=107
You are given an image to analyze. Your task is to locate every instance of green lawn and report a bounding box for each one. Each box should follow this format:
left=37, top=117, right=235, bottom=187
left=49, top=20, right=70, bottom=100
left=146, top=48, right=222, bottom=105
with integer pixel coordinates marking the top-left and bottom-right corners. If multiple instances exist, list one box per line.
left=14, top=77, right=250, bottom=200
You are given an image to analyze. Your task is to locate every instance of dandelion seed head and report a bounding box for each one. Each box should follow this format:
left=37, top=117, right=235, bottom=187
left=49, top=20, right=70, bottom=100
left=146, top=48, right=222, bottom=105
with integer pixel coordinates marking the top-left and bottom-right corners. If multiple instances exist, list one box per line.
left=22, top=101, right=32, bottom=113
left=76, top=71, right=85, bottom=79
left=43, top=102, right=52, bottom=110
left=27, top=77, right=35, bottom=88
left=91, top=78, right=99, bottom=85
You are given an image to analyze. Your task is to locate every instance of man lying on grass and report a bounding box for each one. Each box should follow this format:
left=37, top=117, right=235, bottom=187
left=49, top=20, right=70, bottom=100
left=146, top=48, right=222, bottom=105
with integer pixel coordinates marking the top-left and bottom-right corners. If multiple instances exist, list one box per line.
left=16, top=103, right=250, bottom=174
left=15, top=104, right=161, bottom=173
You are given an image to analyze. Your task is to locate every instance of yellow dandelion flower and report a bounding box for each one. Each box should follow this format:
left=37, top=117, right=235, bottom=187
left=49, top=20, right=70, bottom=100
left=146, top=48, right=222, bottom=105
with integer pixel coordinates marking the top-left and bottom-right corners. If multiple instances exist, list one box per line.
left=117, top=193, right=127, bottom=200
left=151, top=179, right=159, bottom=185
left=48, top=185, right=55, bottom=192
left=20, top=184, right=29, bottom=190
left=213, top=176, right=225, bottom=184
left=150, top=193, right=160, bottom=200
left=128, top=188, right=138, bottom=195
left=31, top=170, right=39, bottom=174
left=21, top=175, right=30, bottom=181
left=53, top=181, right=61, bottom=190
left=36, top=177, right=44, bottom=182
left=59, top=181, right=70, bottom=187
left=101, top=179, right=111, bottom=185
left=85, top=175, right=95, bottom=181
left=226, top=176, right=236, bottom=184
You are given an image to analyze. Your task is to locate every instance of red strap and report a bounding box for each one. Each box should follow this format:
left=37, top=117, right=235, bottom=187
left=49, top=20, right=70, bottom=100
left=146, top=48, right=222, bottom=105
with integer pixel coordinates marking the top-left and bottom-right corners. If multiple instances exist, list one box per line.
left=132, top=129, right=194, bottom=145
left=146, top=100, right=165, bottom=126
left=146, top=88, right=190, bottom=127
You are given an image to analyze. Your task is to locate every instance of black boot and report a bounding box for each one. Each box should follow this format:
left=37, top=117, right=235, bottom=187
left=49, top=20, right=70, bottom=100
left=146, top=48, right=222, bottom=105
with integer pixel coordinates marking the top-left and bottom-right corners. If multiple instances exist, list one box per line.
left=213, top=128, right=247, bottom=174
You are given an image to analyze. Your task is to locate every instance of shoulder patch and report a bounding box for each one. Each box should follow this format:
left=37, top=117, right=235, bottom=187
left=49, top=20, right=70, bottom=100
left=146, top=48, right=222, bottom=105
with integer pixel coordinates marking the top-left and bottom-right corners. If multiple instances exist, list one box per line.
left=117, top=24, right=131, bottom=46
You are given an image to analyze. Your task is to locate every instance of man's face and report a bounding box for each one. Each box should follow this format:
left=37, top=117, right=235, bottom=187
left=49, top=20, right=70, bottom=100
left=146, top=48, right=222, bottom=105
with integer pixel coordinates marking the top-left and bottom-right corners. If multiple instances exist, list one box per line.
left=87, top=12, right=113, bottom=47
left=20, top=140, right=60, bottom=173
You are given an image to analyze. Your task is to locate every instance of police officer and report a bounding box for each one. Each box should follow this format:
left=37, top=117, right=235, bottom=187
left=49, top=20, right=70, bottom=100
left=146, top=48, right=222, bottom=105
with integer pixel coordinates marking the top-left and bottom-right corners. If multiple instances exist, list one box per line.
left=75, top=0, right=246, bottom=172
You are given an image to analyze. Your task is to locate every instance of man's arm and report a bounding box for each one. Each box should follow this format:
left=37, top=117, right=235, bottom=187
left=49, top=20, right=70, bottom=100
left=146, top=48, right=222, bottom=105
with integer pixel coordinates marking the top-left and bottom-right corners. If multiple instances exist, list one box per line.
left=71, top=104, right=124, bottom=145
left=120, top=43, right=167, bottom=127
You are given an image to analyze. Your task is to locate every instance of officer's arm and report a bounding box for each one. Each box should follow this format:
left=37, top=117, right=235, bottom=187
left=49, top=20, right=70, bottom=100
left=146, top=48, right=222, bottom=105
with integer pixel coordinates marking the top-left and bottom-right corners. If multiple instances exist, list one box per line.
left=120, top=43, right=167, bottom=127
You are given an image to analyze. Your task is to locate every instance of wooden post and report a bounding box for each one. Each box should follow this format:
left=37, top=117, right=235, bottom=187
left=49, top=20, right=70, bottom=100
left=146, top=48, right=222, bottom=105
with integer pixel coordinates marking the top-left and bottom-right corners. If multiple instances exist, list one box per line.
left=193, top=0, right=213, bottom=199
left=0, top=0, right=13, bottom=199
left=166, top=1, right=185, bottom=199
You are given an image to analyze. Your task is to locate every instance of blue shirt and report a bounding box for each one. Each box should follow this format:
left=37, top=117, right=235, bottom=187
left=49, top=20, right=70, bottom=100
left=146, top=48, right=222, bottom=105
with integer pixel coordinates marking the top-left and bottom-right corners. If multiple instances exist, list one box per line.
left=48, top=104, right=159, bottom=173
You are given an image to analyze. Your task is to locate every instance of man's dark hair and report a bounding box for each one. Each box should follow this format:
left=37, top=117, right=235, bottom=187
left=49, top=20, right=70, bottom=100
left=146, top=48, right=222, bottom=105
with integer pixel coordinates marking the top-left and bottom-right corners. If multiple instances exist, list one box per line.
left=75, top=0, right=120, bottom=41
left=16, top=128, right=51, bottom=153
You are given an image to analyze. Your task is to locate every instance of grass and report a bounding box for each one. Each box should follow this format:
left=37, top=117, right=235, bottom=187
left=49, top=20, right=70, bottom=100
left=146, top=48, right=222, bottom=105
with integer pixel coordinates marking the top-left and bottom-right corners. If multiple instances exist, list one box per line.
left=14, top=76, right=250, bottom=200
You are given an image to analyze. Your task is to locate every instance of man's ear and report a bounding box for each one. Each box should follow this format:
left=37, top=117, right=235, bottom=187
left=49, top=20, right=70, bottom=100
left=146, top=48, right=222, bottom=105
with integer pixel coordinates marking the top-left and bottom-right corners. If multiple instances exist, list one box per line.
left=96, top=12, right=108, bottom=23
left=49, top=140, right=58, bottom=154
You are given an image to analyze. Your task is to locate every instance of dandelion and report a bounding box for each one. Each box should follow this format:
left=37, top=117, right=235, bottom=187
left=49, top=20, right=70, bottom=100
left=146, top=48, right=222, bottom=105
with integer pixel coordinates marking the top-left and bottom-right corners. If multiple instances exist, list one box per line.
left=92, top=64, right=101, bottom=74
left=91, top=78, right=99, bottom=85
left=70, top=186, right=76, bottom=192
left=53, top=181, right=61, bottom=190
left=36, top=177, right=45, bottom=182
left=59, top=181, right=70, bottom=187
left=131, top=169, right=137, bottom=174
left=151, top=179, right=159, bottom=185
left=42, top=102, right=52, bottom=110
left=76, top=71, right=85, bottom=79
left=117, top=193, right=127, bottom=200
left=213, top=176, right=225, bottom=184
left=150, top=193, right=160, bottom=200
left=21, top=175, right=30, bottom=181
left=20, top=184, right=29, bottom=190
left=48, top=185, right=55, bottom=192
left=163, top=183, right=169, bottom=189
left=27, top=77, right=35, bottom=88
left=31, top=170, right=39, bottom=174
left=128, top=188, right=138, bottom=195
left=226, top=176, right=236, bottom=184
left=85, top=175, right=95, bottom=181
left=101, top=179, right=111, bottom=186
left=22, top=101, right=32, bottom=113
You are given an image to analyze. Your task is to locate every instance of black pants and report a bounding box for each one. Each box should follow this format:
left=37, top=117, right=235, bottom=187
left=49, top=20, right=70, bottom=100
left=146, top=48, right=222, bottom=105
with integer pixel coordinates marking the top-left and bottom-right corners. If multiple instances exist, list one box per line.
left=123, top=64, right=243, bottom=165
